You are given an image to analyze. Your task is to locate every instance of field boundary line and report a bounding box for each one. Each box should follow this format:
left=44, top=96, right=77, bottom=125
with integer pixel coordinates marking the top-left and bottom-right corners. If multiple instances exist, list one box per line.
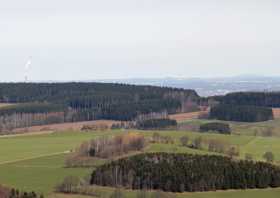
left=0, top=131, right=55, bottom=138
left=0, top=151, right=70, bottom=165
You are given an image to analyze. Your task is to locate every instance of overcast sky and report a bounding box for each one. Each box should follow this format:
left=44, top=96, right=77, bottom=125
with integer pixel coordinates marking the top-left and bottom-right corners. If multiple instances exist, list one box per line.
left=1, top=0, right=280, bottom=81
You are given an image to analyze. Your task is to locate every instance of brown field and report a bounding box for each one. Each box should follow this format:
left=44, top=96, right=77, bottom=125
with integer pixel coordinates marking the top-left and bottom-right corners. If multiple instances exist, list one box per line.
left=273, top=108, right=280, bottom=119
left=0, top=103, right=14, bottom=108
left=12, top=120, right=121, bottom=133
left=169, top=110, right=208, bottom=122
left=49, top=194, right=93, bottom=198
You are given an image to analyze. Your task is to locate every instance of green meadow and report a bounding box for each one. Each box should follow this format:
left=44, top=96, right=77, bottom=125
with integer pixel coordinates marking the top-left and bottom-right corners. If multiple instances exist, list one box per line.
left=0, top=126, right=280, bottom=197
left=51, top=186, right=280, bottom=198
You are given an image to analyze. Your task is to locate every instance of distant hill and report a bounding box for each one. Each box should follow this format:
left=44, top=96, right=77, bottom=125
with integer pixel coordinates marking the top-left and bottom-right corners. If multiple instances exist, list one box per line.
left=96, top=76, right=280, bottom=96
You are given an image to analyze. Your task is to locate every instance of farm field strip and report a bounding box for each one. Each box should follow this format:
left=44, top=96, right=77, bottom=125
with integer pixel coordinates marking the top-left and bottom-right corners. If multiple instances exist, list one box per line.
left=50, top=186, right=280, bottom=198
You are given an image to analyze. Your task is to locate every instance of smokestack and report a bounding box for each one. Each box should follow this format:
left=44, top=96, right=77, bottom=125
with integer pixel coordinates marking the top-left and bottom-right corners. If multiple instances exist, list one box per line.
left=24, top=57, right=32, bottom=82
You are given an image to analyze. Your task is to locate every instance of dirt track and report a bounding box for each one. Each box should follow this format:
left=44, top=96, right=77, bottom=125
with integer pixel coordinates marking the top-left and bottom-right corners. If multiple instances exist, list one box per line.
left=169, top=111, right=208, bottom=122
left=12, top=120, right=120, bottom=133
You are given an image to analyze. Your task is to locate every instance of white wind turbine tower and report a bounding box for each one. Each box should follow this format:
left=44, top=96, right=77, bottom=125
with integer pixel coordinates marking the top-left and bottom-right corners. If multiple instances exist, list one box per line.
left=24, top=57, right=32, bottom=82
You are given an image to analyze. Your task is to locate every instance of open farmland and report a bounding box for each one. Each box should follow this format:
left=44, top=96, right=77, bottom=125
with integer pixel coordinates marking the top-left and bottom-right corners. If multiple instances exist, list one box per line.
left=0, top=128, right=280, bottom=197
left=0, top=131, right=121, bottom=194
left=180, top=118, right=280, bottom=137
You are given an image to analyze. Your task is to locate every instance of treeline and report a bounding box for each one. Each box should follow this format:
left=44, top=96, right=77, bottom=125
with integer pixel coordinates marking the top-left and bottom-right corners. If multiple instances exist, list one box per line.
left=214, top=92, right=280, bottom=107
left=91, top=153, right=280, bottom=192
left=210, top=104, right=273, bottom=122
left=0, top=103, right=68, bottom=131
left=0, top=185, right=44, bottom=198
left=71, top=133, right=146, bottom=158
left=65, top=133, right=146, bottom=167
left=0, top=83, right=199, bottom=129
left=9, top=188, right=44, bottom=198
left=0, top=103, right=66, bottom=116
left=199, top=122, right=231, bottom=134
left=136, top=118, right=177, bottom=130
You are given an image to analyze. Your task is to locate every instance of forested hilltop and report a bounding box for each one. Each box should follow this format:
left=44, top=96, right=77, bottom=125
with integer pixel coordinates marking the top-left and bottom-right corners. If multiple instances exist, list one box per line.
left=214, top=92, right=280, bottom=107
left=208, top=92, right=280, bottom=122
left=0, top=83, right=199, bottom=130
left=91, top=153, right=280, bottom=192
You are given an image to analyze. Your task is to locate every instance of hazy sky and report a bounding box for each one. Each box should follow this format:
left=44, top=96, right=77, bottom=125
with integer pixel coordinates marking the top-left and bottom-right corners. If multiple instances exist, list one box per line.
left=1, top=0, right=280, bottom=81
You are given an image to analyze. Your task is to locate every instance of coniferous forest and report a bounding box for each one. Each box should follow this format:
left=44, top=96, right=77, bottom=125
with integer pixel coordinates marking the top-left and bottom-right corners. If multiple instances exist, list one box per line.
left=214, top=92, right=280, bottom=107
left=209, top=104, right=273, bottom=122
left=0, top=83, right=199, bottom=130
left=91, top=153, right=280, bottom=192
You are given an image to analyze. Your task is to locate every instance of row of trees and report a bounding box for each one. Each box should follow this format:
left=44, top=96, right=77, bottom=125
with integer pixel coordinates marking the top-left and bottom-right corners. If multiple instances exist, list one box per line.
left=56, top=176, right=176, bottom=198
left=136, top=119, right=177, bottom=130
left=209, top=104, right=273, bottom=122
left=71, top=133, right=146, bottom=159
left=91, top=153, right=280, bottom=192
left=9, top=189, right=44, bottom=198
left=0, top=186, right=44, bottom=198
left=179, top=135, right=239, bottom=158
left=199, top=122, right=231, bottom=134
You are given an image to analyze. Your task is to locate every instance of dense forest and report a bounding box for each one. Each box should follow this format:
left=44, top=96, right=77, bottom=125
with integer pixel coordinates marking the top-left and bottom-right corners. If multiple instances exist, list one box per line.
left=214, top=92, right=280, bottom=107
left=0, top=83, right=198, bottom=104
left=0, top=83, right=199, bottom=130
left=209, top=104, right=273, bottom=122
left=91, top=153, right=280, bottom=192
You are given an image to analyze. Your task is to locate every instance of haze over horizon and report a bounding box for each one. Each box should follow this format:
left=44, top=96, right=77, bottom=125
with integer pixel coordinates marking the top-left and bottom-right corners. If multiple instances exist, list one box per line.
left=1, top=0, right=280, bottom=81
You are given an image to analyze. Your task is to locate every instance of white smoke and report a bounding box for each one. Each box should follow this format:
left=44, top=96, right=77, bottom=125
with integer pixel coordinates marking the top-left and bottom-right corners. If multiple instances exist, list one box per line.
left=25, top=58, right=32, bottom=70
left=24, top=57, right=32, bottom=82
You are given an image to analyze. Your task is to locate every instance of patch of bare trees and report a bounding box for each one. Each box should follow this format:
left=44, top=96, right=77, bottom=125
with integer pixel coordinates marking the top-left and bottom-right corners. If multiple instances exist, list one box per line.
left=150, top=133, right=175, bottom=144
left=67, top=133, right=146, bottom=165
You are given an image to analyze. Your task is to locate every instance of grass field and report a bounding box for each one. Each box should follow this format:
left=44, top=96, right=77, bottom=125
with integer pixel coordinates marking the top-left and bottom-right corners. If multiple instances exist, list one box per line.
left=0, top=131, right=121, bottom=194
left=0, top=154, right=90, bottom=194
left=181, top=118, right=280, bottom=137
left=1, top=127, right=280, bottom=197
left=50, top=186, right=280, bottom=198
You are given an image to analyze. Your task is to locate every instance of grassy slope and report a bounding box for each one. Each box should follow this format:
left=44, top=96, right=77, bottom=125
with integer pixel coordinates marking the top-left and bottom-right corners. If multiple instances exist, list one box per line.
left=0, top=131, right=120, bottom=163
left=143, top=130, right=277, bottom=161
left=0, top=131, right=121, bottom=194
left=1, top=128, right=280, bottom=197
left=180, top=118, right=280, bottom=137
left=0, top=154, right=90, bottom=194
left=51, top=187, right=280, bottom=198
